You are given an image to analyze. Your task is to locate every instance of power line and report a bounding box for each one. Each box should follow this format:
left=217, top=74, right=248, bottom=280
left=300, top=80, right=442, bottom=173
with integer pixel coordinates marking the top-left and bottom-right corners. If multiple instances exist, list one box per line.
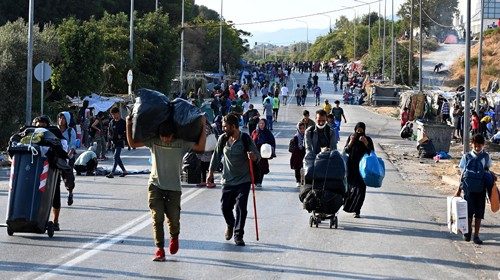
left=228, top=1, right=380, bottom=26
left=417, top=0, right=456, bottom=28
left=183, top=1, right=380, bottom=30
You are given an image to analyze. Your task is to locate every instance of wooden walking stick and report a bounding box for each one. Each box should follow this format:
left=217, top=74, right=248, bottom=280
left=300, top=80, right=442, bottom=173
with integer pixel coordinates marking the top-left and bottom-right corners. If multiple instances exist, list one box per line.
left=248, top=157, right=260, bottom=241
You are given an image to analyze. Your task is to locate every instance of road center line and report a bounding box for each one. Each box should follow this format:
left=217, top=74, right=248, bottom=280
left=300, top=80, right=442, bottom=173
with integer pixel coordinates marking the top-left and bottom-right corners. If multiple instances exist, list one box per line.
left=26, top=187, right=205, bottom=280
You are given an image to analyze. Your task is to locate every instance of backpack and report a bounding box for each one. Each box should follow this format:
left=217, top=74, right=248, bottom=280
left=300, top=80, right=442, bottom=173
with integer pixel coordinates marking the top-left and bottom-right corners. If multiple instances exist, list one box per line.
left=218, top=132, right=261, bottom=182
left=460, top=153, right=489, bottom=193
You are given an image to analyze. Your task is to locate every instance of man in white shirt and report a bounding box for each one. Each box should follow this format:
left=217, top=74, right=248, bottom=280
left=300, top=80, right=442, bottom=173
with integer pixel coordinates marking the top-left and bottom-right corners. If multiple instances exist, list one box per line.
left=280, top=84, right=289, bottom=105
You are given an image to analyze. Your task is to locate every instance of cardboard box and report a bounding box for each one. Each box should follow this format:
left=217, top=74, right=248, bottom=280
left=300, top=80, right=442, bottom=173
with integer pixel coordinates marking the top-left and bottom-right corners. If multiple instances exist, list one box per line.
left=447, top=196, right=469, bottom=234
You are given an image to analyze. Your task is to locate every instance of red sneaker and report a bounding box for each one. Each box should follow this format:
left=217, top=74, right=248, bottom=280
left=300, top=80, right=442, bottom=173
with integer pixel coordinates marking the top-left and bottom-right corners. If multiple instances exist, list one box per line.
left=153, top=248, right=166, bottom=262
left=169, top=237, right=179, bottom=255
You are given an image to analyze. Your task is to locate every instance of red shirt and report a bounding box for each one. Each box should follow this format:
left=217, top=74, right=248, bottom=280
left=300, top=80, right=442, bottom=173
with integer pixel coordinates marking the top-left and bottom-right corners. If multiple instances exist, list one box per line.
left=401, top=111, right=409, bottom=125
left=229, top=88, right=236, bottom=101
left=471, top=115, right=480, bottom=129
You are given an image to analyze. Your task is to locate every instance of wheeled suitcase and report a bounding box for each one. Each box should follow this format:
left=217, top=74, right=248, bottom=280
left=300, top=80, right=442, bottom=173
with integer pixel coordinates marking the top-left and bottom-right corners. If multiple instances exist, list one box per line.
left=6, top=146, right=60, bottom=237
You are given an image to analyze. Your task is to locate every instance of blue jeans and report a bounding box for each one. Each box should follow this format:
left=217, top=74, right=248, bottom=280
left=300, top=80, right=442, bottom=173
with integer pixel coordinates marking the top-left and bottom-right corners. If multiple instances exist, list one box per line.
left=333, top=120, right=341, bottom=140
left=111, top=147, right=126, bottom=173
left=266, top=115, right=273, bottom=130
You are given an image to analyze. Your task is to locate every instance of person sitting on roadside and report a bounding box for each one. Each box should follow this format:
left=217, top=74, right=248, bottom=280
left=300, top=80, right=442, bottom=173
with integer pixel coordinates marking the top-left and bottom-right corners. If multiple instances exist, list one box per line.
left=74, top=144, right=98, bottom=176
left=400, top=122, right=413, bottom=139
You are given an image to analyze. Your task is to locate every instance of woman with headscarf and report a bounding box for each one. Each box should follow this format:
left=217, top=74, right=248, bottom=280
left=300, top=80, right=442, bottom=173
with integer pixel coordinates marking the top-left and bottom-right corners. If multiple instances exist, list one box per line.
left=344, top=122, right=374, bottom=218
left=289, top=122, right=306, bottom=187
left=251, top=118, right=276, bottom=188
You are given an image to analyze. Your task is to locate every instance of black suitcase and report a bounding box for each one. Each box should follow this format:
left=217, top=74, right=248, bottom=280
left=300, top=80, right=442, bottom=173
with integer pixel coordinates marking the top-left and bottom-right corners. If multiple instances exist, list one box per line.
left=6, top=146, right=60, bottom=237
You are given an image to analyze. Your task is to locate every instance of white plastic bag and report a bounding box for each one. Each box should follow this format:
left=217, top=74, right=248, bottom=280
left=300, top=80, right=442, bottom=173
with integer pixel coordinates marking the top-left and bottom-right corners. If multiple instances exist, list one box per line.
left=204, top=134, right=218, bottom=152
left=260, top=143, right=273, bottom=159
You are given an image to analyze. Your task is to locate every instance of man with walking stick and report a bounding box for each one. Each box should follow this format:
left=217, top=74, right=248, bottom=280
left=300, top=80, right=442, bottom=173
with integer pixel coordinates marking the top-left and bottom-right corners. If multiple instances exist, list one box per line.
left=207, top=113, right=261, bottom=246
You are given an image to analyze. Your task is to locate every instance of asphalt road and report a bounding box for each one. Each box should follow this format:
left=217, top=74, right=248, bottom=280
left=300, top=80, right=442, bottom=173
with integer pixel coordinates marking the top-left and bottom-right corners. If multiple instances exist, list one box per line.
left=421, top=43, right=466, bottom=88
left=0, top=72, right=498, bottom=279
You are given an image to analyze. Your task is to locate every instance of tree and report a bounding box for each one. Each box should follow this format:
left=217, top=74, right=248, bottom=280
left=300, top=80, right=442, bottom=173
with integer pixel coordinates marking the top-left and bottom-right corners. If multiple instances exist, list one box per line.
left=51, top=18, right=105, bottom=96
left=0, top=0, right=198, bottom=27
left=134, top=11, right=178, bottom=93
left=193, top=5, right=220, bottom=21
left=184, top=19, right=249, bottom=73
left=0, top=20, right=59, bottom=148
left=398, top=0, right=459, bottom=40
left=308, top=33, right=345, bottom=61
left=363, top=40, right=418, bottom=85
left=96, top=12, right=131, bottom=94
left=360, top=12, right=380, bottom=26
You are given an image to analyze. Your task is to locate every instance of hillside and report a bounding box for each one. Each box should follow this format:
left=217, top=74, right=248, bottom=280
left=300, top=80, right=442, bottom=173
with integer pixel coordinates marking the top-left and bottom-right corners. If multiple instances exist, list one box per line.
left=447, top=28, right=500, bottom=90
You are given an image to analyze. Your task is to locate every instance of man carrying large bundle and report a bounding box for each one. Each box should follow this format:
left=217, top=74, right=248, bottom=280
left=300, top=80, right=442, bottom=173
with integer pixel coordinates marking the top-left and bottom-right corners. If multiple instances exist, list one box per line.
left=127, top=89, right=207, bottom=262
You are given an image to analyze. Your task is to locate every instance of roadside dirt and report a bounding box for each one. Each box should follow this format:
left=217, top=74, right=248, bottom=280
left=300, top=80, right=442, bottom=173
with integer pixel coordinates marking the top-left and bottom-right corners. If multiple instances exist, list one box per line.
left=366, top=105, right=499, bottom=196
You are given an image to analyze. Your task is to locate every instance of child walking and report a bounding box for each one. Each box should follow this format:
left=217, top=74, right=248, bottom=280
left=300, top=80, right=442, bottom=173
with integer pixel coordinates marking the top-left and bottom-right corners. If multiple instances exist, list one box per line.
left=454, top=134, right=495, bottom=244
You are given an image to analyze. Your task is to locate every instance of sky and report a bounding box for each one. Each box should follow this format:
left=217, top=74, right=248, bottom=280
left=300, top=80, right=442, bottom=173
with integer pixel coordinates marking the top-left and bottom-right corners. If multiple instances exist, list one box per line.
left=195, top=0, right=476, bottom=45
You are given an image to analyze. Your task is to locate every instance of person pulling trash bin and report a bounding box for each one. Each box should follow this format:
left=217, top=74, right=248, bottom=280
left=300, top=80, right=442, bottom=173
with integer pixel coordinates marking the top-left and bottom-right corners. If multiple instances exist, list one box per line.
left=6, top=122, right=69, bottom=237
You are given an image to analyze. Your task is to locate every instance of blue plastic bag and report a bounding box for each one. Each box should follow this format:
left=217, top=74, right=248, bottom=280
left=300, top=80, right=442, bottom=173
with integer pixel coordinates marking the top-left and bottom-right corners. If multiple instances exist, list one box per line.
left=359, top=151, right=385, bottom=188
left=437, top=151, right=451, bottom=160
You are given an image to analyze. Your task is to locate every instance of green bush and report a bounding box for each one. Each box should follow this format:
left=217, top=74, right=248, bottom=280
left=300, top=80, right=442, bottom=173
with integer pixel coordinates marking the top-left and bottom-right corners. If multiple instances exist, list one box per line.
left=423, top=38, right=439, bottom=52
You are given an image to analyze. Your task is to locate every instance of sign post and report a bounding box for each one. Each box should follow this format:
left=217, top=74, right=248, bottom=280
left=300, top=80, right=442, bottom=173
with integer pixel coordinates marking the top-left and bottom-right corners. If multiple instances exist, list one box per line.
left=34, top=61, right=52, bottom=115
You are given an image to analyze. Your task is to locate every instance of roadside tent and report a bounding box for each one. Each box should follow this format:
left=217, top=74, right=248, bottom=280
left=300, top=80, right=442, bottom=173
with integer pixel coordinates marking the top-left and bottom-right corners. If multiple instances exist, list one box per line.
left=83, top=93, right=125, bottom=113
left=443, top=34, right=458, bottom=44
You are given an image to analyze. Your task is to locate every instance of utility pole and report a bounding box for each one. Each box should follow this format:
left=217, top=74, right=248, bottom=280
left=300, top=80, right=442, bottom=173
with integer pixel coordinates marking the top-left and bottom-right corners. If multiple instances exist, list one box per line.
left=368, top=4, right=371, bottom=51
left=419, top=0, right=423, bottom=92
left=353, top=10, right=357, bottom=60
left=219, top=0, right=223, bottom=75
left=382, top=0, right=387, bottom=80
left=408, top=0, right=414, bottom=86
left=391, top=0, right=395, bottom=83
left=475, top=0, right=484, bottom=113
left=25, top=0, right=34, bottom=125
left=129, top=0, right=134, bottom=62
left=155, top=0, right=158, bottom=11
left=463, top=0, right=472, bottom=152
left=378, top=0, right=381, bottom=44
left=180, top=0, right=185, bottom=96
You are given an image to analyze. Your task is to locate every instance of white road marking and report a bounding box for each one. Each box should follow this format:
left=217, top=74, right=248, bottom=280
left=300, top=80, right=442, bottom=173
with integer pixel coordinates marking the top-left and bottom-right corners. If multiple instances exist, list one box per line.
left=27, top=187, right=206, bottom=280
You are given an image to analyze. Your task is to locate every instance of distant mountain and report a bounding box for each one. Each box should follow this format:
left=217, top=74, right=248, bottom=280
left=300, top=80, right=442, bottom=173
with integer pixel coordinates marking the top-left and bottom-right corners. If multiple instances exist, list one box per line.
left=245, top=28, right=330, bottom=47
